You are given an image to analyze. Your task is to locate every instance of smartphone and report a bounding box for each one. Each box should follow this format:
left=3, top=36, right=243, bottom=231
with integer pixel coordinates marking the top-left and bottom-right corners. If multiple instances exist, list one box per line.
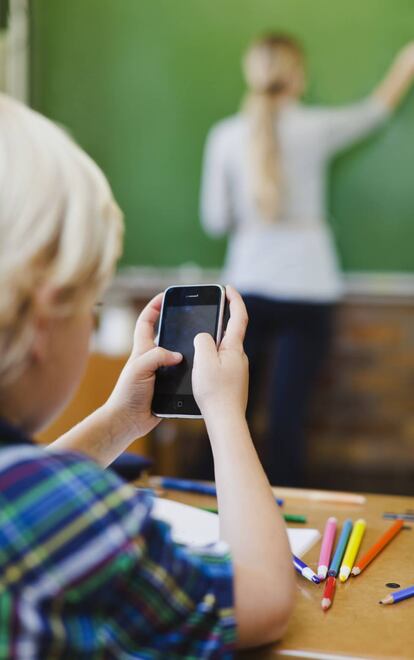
left=152, top=284, right=226, bottom=418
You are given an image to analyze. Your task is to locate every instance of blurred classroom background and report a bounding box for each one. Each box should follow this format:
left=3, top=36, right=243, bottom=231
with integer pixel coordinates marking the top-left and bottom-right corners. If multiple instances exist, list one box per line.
left=2, top=0, right=414, bottom=494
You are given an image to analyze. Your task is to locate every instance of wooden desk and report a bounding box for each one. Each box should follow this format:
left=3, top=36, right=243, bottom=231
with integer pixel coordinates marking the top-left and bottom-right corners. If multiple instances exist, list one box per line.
left=154, top=485, right=414, bottom=660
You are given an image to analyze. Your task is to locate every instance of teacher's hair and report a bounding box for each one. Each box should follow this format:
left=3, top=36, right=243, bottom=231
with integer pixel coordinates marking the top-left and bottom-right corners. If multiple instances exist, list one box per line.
left=242, top=33, right=304, bottom=221
left=0, top=94, right=123, bottom=384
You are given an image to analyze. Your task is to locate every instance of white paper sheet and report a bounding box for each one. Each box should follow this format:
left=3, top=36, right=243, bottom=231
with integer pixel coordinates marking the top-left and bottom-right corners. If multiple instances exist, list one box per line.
left=152, top=497, right=320, bottom=557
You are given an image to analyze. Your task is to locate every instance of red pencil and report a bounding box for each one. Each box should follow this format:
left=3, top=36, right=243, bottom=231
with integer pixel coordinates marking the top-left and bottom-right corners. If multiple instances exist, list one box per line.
left=321, top=576, right=336, bottom=611
left=351, top=519, right=404, bottom=576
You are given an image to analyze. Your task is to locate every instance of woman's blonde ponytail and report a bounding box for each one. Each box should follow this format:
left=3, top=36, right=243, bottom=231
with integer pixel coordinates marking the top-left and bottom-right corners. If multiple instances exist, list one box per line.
left=245, top=91, right=281, bottom=221
left=242, top=34, right=304, bottom=221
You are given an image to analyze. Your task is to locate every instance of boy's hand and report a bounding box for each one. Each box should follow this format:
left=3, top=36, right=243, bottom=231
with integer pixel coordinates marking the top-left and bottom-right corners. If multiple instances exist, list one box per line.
left=104, top=293, right=182, bottom=440
left=192, top=285, right=249, bottom=419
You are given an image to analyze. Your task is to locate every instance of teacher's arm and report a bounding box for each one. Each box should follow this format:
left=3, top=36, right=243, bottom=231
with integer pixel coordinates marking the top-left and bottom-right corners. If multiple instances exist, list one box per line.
left=312, top=42, right=414, bottom=157
left=373, top=42, right=414, bottom=110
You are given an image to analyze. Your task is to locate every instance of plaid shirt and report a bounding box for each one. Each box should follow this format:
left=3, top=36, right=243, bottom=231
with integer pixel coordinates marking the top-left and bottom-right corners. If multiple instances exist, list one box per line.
left=0, top=418, right=235, bottom=659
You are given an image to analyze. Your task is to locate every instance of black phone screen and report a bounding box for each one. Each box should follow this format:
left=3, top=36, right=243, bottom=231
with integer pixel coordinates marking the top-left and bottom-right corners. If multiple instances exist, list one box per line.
left=152, top=286, right=224, bottom=416
left=158, top=304, right=218, bottom=395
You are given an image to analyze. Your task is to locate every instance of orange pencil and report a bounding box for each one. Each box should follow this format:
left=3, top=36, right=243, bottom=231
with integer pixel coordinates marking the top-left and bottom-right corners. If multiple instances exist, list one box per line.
left=321, top=576, right=336, bottom=611
left=351, top=519, right=404, bottom=576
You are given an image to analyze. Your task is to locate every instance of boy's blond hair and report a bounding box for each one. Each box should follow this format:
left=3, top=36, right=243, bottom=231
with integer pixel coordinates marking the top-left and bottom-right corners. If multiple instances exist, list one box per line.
left=0, top=94, right=123, bottom=384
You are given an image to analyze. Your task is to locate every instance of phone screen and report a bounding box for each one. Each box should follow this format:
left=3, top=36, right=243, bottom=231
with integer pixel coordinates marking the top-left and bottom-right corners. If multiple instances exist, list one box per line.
left=158, top=304, right=218, bottom=395
left=153, top=285, right=224, bottom=416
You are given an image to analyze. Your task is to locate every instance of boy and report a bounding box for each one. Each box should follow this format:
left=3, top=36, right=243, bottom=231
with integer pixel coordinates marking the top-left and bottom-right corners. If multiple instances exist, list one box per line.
left=0, top=94, right=295, bottom=658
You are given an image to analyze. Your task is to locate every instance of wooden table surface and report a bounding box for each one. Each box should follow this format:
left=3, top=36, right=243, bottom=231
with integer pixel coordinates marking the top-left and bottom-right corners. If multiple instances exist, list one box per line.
left=152, top=484, right=414, bottom=660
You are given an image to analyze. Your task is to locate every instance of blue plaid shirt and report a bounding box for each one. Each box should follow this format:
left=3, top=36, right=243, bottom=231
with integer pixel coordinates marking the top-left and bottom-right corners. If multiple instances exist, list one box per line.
left=0, top=418, right=235, bottom=658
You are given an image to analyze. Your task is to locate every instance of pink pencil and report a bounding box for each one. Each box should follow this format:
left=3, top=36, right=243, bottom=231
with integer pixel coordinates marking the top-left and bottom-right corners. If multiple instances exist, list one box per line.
left=318, top=517, right=337, bottom=580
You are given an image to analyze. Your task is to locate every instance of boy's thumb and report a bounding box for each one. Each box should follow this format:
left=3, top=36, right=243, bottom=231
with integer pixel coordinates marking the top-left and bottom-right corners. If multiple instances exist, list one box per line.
left=193, top=333, right=217, bottom=365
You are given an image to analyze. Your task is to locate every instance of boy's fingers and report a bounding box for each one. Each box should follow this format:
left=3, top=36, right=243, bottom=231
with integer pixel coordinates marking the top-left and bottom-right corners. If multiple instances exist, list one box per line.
left=220, top=285, right=248, bottom=349
left=132, top=292, right=164, bottom=356
left=134, top=346, right=182, bottom=379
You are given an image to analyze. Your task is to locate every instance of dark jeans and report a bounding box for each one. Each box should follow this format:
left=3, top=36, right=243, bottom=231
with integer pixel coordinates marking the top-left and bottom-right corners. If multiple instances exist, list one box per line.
left=243, top=295, right=334, bottom=488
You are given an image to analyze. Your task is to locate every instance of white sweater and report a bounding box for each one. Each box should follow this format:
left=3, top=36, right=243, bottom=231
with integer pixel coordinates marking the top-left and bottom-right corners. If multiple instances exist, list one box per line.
left=200, top=98, right=389, bottom=302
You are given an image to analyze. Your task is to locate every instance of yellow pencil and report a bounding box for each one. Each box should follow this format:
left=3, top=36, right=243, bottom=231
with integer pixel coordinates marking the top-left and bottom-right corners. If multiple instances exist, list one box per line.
left=339, top=518, right=366, bottom=582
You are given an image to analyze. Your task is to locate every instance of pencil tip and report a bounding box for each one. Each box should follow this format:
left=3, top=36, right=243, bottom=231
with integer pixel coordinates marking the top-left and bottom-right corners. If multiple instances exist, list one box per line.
left=318, top=567, right=328, bottom=580
left=321, top=599, right=331, bottom=611
left=339, top=567, right=350, bottom=582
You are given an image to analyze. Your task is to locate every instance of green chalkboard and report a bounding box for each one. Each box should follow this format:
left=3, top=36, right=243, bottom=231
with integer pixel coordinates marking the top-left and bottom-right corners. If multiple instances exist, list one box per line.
left=30, top=0, right=414, bottom=271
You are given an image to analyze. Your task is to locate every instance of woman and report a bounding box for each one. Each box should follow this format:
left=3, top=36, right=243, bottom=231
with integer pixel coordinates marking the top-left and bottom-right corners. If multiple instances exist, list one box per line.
left=200, top=34, right=414, bottom=487
left=0, top=94, right=295, bottom=657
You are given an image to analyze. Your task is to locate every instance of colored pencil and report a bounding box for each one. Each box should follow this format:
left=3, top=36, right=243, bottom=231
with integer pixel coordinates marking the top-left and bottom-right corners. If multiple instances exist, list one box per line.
left=200, top=506, right=306, bottom=523
left=318, top=517, right=337, bottom=580
left=383, top=512, right=414, bottom=522
left=199, top=507, right=306, bottom=523
left=283, top=514, right=307, bottom=523
left=352, top=519, right=404, bottom=576
left=328, top=519, right=353, bottom=577
left=379, top=585, right=414, bottom=605
left=339, top=518, right=366, bottom=582
left=293, top=554, right=320, bottom=584
left=321, top=576, right=336, bottom=611
left=156, top=477, right=283, bottom=505
left=272, top=487, right=366, bottom=505
left=155, top=477, right=217, bottom=496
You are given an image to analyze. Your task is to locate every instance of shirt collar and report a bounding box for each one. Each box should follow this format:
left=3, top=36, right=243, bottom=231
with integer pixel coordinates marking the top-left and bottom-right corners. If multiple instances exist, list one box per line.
left=0, top=417, right=34, bottom=447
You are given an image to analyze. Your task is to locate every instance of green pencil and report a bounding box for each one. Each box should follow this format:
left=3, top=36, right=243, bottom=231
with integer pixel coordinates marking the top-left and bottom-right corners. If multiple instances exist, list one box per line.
left=283, top=514, right=307, bottom=523
left=200, top=506, right=306, bottom=523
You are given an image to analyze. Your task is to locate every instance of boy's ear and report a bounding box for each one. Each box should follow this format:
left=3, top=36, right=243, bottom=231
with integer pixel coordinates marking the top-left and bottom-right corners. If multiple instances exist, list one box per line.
left=30, top=314, right=52, bottom=363
left=30, top=286, right=57, bottom=363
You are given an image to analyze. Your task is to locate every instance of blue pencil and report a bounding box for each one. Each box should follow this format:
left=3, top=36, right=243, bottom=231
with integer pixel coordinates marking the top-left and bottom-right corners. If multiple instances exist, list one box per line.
left=380, top=584, right=414, bottom=605
left=383, top=512, right=414, bottom=522
left=158, top=477, right=217, bottom=496
left=293, top=554, right=320, bottom=584
left=156, top=477, right=284, bottom=506
left=328, top=519, right=353, bottom=577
